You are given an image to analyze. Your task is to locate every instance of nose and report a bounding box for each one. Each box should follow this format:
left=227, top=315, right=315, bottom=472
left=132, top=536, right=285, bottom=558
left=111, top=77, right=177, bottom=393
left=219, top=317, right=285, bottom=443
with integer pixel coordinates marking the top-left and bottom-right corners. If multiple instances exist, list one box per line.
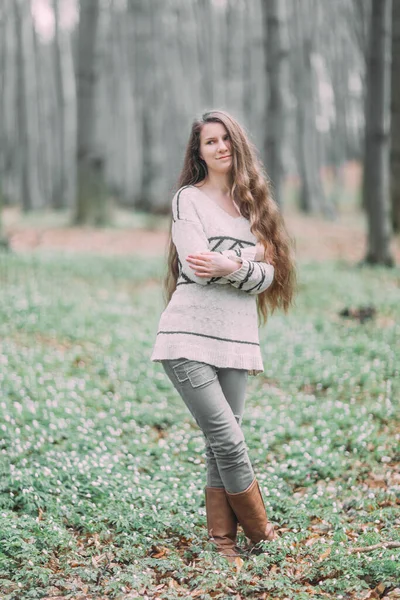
left=218, top=138, right=228, bottom=153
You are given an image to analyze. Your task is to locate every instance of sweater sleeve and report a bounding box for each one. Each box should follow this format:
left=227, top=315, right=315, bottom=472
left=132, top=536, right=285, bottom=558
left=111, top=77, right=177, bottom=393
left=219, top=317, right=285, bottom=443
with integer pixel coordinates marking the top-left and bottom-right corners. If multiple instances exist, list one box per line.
left=219, top=245, right=258, bottom=262
left=172, top=187, right=229, bottom=286
left=219, top=244, right=274, bottom=294
left=223, top=259, right=275, bottom=295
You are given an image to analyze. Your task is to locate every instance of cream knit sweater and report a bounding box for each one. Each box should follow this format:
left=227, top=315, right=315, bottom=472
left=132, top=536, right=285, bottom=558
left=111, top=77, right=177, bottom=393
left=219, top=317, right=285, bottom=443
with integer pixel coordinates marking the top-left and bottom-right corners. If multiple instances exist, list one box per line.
left=150, top=185, right=274, bottom=375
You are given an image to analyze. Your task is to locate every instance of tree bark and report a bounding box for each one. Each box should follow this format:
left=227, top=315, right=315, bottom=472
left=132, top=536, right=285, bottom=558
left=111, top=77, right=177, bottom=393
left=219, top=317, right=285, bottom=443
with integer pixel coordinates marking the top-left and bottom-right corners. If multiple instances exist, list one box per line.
left=53, top=0, right=73, bottom=209
left=130, top=0, right=169, bottom=212
left=74, top=0, right=109, bottom=226
left=291, top=0, right=333, bottom=217
left=390, top=0, right=400, bottom=232
left=14, top=0, right=43, bottom=211
left=262, top=0, right=288, bottom=208
left=362, top=0, right=393, bottom=265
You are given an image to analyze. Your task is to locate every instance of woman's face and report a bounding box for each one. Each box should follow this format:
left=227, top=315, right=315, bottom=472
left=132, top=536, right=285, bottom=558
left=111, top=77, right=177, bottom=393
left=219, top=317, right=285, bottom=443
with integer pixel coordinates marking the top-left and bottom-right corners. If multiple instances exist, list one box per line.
left=198, top=122, right=232, bottom=174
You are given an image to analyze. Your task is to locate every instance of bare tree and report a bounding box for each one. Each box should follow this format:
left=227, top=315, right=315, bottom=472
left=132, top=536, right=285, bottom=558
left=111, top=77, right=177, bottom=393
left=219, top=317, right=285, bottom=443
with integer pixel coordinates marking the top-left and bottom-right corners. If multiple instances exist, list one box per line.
left=129, top=0, right=169, bottom=212
left=52, top=0, right=76, bottom=210
left=290, top=0, right=335, bottom=217
left=362, top=0, right=393, bottom=265
left=14, top=0, right=42, bottom=211
left=0, top=3, right=8, bottom=247
left=391, top=0, right=400, bottom=232
left=262, top=0, right=288, bottom=207
left=74, top=0, right=109, bottom=225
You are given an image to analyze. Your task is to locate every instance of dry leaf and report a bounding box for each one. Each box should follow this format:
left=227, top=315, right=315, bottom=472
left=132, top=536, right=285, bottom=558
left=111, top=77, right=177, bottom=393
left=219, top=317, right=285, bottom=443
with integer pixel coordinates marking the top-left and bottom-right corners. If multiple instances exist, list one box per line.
left=361, top=582, right=387, bottom=599
left=150, top=545, right=168, bottom=559
left=305, top=536, right=320, bottom=546
left=361, top=590, right=380, bottom=599
left=234, top=556, right=244, bottom=573
left=318, top=547, right=331, bottom=561
left=270, top=564, right=278, bottom=573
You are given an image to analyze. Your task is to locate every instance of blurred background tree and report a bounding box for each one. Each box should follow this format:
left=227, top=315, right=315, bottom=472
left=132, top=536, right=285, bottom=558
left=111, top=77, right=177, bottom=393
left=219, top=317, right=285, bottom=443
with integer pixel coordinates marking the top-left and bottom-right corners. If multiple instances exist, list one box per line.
left=0, top=0, right=397, bottom=265
left=362, top=0, right=393, bottom=265
left=391, top=0, right=400, bottom=234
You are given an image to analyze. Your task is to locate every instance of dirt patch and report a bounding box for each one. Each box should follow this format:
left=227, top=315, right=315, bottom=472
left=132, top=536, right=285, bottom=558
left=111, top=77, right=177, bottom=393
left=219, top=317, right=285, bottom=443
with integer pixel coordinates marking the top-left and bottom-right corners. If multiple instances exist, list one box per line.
left=4, top=208, right=400, bottom=264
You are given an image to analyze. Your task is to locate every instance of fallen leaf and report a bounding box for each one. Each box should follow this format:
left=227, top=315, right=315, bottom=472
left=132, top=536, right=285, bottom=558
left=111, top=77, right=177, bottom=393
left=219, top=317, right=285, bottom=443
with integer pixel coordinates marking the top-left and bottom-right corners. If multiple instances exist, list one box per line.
left=270, top=564, right=278, bottom=573
left=376, top=583, right=386, bottom=594
left=150, top=544, right=168, bottom=558
left=305, top=535, right=320, bottom=546
left=318, top=547, right=331, bottom=561
left=361, top=582, right=387, bottom=599
left=234, top=556, right=244, bottom=573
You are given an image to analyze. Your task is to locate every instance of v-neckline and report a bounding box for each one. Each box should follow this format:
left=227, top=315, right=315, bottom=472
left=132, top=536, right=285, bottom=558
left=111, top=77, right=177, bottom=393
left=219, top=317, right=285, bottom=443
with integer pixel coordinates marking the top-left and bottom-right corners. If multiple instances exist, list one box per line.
left=191, top=185, right=245, bottom=221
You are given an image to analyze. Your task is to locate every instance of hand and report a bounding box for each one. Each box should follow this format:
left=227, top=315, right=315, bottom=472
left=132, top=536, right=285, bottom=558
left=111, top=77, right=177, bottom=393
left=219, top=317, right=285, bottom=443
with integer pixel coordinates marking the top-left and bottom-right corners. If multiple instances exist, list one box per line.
left=255, top=241, right=276, bottom=266
left=186, top=251, right=240, bottom=277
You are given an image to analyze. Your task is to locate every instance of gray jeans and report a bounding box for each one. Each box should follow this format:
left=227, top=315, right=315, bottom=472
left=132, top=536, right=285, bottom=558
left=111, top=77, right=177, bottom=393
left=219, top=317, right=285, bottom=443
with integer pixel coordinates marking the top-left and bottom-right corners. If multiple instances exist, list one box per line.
left=161, top=358, right=255, bottom=493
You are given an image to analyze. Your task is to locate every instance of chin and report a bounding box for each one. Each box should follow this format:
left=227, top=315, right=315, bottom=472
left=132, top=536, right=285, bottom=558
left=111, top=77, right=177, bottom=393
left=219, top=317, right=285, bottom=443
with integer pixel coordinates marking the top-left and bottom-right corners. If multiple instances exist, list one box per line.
left=214, top=162, right=232, bottom=173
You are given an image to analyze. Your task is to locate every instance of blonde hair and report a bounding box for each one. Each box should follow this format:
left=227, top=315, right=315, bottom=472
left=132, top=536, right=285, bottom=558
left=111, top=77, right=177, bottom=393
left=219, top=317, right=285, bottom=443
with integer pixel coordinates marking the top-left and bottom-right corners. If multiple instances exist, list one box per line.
left=163, top=110, right=297, bottom=325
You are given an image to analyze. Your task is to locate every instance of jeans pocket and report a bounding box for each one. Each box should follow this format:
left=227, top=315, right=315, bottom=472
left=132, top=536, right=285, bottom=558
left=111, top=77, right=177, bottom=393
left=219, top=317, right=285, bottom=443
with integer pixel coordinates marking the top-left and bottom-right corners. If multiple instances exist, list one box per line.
left=172, top=359, right=217, bottom=389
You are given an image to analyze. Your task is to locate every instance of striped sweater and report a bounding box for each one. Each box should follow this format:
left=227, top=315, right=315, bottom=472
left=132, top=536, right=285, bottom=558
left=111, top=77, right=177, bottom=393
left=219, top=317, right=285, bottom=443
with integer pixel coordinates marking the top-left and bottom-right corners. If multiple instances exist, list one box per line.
left=150, top=185, right=274, bottom=375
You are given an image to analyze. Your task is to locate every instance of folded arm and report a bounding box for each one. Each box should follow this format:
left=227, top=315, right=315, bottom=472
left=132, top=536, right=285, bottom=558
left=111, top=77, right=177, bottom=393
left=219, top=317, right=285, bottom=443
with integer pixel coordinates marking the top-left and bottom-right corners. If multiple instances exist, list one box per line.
left=172, top=188, right=237, bottom=286
left=219, top=242, right=266, bottom=263
left=219, top=243, right=275, bottom=295
left=172, top=187, right=274, bottom=294
left=223, top=259, right=274, bottom=295
left=172, top=218, right=232, bottom=286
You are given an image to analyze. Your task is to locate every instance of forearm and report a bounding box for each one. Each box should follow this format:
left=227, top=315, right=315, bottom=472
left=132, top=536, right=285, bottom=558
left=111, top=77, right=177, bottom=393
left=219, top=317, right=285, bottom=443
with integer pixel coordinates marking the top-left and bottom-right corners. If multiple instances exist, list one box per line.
left=173, top=220, right=231, bottom=286
left=217, top=244, right=274, bottom=294
left=220, top=242, right=267, bottom=263
left=222, top=259, right=274, bottom=295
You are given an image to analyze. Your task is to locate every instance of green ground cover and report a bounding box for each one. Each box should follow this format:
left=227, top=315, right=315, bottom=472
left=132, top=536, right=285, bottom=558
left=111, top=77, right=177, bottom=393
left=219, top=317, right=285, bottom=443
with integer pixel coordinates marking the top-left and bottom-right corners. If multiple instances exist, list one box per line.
left=0, top=251, right=399, bottom=600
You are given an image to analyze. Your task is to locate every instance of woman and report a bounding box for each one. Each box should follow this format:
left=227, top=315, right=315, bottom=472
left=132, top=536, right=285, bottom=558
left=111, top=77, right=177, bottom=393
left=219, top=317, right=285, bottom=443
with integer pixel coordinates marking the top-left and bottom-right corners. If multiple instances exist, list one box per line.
left=151, top=110, right=296, bottom=564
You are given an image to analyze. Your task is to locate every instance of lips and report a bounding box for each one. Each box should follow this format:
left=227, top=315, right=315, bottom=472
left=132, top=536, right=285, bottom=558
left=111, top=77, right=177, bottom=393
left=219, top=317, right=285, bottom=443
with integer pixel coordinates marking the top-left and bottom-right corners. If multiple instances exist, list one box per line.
left=218, top=155, right=231, bottom=159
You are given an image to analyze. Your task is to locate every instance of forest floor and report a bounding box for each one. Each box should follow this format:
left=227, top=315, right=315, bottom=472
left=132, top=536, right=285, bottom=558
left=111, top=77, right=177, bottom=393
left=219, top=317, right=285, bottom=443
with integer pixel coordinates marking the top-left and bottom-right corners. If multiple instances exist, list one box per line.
left=1, top=203, right=400, bottom=599
left=0, top=251, right=399, bottom=600
left=3, top=205, right=400, bottom=264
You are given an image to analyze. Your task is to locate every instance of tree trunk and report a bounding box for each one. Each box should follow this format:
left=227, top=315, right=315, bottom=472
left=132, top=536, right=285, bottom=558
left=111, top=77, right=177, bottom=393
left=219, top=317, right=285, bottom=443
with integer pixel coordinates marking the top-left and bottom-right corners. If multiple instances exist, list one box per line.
left=291, top=0, right=331, bottom=216
left=0, top=179, right=9, bottom=249
left=362, top=0, right=393, bottom=265
left=390, top=0, right=400, bottom=232
left=262, top=0, right=288, bottom=208
left=130, top=0, right=168, bottom=212
left=74, top=0, right=109, bottom=226
left=53, top=0, right=68, bottom=209
left=14, top=0, right=42, bottom=211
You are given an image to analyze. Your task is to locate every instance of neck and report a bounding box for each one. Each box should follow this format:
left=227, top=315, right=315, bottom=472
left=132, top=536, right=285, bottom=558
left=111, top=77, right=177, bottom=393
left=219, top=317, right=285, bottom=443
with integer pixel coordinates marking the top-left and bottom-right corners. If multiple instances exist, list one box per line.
left=203, top=171, right=231, bottom=195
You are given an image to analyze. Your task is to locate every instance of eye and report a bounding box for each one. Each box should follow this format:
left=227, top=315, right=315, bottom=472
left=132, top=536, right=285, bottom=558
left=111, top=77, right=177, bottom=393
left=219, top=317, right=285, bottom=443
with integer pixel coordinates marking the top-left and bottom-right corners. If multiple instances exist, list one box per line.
left=206, top=140, right=214, bottom=144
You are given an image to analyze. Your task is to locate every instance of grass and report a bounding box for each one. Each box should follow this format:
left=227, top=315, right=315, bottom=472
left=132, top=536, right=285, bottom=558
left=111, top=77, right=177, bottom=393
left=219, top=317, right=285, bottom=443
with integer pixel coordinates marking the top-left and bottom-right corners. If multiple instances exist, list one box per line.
left=0, top=250, right=399, bottom=600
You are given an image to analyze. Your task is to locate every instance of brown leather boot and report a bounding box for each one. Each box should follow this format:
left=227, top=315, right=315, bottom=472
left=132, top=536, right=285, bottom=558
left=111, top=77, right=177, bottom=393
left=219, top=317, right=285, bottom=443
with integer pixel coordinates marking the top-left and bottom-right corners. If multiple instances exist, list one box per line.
left=226, top=478, right=278, bottom=546
left=205, top=486, right=243, bottom=564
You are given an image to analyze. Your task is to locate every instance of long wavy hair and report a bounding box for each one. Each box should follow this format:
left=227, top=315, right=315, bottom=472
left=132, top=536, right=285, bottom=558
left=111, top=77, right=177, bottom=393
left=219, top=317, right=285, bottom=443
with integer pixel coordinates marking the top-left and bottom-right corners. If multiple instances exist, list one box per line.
left=163, top=110, right=297, bottom=325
